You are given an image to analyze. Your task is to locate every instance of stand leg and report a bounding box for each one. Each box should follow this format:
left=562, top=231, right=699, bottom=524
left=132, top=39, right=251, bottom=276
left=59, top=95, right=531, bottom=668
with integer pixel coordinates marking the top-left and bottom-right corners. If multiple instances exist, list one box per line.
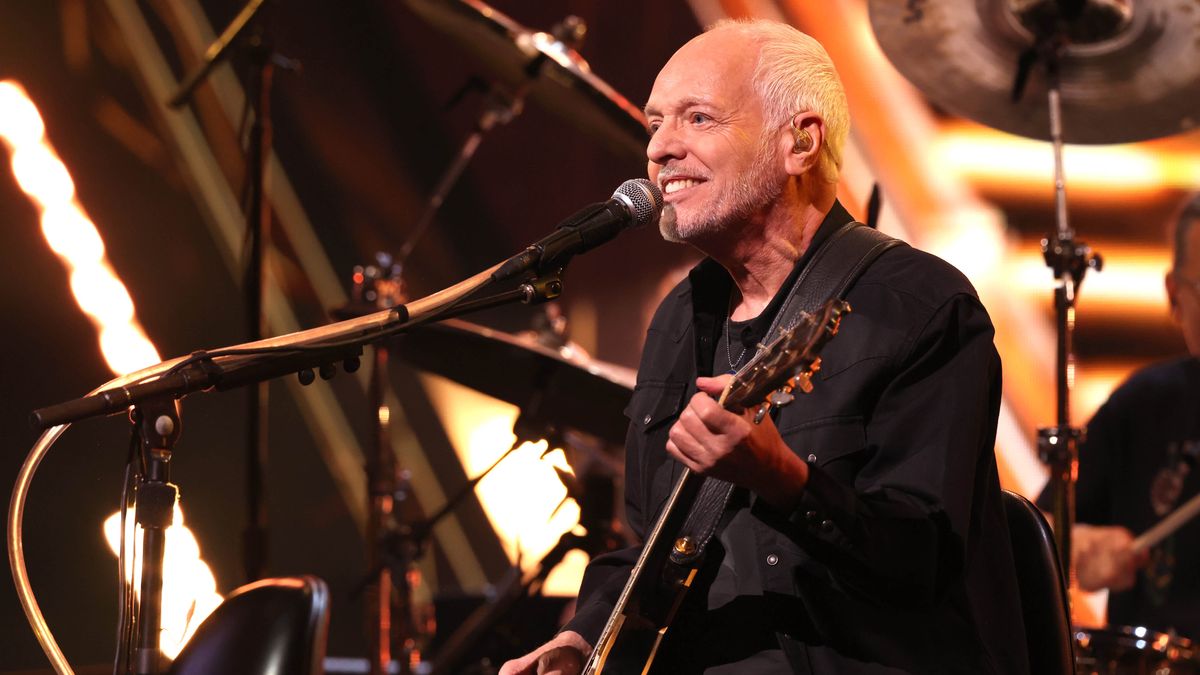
left=132, top=399, right=182, bottom=675
left=243, top=31, right=276, bottom=585
left=368, top=343, right=399, bottom=675
left=1036, top=46, right=1101, bottom=586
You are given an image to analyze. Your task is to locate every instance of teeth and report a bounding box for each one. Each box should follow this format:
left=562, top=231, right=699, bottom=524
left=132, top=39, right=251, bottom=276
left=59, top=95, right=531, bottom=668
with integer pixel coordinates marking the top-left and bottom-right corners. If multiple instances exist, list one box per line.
left=663, top=179, right=699, bottom=194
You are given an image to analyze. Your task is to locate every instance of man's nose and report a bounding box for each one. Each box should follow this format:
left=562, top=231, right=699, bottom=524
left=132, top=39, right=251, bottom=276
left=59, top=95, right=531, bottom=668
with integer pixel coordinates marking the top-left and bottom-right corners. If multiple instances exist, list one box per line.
left=647, top=123, right=684, bottom=165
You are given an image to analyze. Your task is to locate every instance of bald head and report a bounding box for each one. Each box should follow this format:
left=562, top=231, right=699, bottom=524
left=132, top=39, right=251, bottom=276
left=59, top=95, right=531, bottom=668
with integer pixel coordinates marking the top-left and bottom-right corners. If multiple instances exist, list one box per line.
left=702, top=20, right=849, bottom=183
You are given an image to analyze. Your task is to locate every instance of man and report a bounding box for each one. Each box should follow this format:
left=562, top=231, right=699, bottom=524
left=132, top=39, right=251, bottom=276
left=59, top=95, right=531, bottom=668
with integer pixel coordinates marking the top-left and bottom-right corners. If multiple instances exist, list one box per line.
left=501, top=19, right=1029, bottom=674
left=1039, top=195, right=1200, bottom=638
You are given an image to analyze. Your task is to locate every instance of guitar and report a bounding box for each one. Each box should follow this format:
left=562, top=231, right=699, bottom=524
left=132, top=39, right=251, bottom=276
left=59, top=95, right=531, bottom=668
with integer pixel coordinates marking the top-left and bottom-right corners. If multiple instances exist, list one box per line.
left=581, top=298, right=850, bottom=674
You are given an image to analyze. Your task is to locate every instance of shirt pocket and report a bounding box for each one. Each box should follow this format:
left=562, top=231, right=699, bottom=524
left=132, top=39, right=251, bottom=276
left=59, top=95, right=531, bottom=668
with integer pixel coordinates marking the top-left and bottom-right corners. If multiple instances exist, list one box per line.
left=777, top=416, right=869, bottom=485
left=625, top=381, right=688, bottom=432
left=624, top=381, right=688, bottom=519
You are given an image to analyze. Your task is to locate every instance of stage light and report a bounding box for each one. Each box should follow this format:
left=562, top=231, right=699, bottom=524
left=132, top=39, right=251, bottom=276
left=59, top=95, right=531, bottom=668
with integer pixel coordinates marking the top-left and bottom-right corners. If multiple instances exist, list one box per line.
left=936, top=123, right=1200, bottom=195
left=422, top=373, right=588, bottom=596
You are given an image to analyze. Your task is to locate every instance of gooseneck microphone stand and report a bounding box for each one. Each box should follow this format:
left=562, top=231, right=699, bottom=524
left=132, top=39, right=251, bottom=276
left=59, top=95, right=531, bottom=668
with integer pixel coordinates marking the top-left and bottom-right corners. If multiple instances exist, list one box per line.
left=29, top=260, right=576, bottom=674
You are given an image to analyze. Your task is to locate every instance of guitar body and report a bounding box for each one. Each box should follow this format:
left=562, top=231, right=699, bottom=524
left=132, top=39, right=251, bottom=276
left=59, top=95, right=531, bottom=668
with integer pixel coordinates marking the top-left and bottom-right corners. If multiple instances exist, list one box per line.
left=583, top=471, right=706, bottom=674
left=582, top=300, right=850, bottom=675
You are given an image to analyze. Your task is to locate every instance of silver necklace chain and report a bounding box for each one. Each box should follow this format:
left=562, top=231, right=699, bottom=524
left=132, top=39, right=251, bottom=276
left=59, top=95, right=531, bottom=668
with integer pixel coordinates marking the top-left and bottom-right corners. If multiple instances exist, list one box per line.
left=725, top=314, right=749, bottom=371
left=725, top=286, right=800, bottom=372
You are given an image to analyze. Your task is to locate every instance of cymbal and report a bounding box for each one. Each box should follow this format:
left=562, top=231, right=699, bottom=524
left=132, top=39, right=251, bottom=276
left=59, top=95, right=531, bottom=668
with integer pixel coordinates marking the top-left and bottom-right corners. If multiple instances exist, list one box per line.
left=390, top=319, right=636, bottom=447
left=868, top=0, right=1200, bottom=144
left=405, top=0, right=649, bottom=161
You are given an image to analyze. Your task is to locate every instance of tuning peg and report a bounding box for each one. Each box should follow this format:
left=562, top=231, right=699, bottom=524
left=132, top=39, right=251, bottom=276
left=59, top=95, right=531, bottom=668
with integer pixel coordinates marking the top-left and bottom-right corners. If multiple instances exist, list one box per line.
left=793, top=372, right=814, bottom=394
left=753, top=401, right=772, bottom=425
left=768, top=388, right=796, bottom=408
left=298, top=369, right=315, bottom=386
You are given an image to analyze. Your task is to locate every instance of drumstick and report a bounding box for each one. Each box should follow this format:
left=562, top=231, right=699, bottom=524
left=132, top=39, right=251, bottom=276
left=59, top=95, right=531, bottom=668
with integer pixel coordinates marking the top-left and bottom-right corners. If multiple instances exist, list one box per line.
left=1132, top=491, right=1200, bottom=552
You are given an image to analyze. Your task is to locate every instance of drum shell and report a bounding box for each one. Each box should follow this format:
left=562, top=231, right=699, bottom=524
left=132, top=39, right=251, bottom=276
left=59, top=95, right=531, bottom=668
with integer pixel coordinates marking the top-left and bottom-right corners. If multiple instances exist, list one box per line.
left=1075, top=625, right=1200, bottom=674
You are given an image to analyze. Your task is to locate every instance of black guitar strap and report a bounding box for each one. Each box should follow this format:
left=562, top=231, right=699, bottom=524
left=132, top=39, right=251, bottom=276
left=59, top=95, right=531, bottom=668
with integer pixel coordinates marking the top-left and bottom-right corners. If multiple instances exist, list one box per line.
left=668, top=221, right=904, bottom=566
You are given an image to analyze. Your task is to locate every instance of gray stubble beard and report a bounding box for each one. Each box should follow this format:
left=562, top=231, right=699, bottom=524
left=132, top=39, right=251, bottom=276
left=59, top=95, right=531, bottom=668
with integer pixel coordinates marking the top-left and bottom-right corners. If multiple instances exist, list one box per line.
left=656, top=133, right=785, bottom=245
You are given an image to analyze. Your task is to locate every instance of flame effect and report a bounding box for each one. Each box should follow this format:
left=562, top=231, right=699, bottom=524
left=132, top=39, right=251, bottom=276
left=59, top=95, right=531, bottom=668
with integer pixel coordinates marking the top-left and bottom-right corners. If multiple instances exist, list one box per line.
left=1, top=79, right=222, bottom=658
left=103, top=507, right=224, bottom=659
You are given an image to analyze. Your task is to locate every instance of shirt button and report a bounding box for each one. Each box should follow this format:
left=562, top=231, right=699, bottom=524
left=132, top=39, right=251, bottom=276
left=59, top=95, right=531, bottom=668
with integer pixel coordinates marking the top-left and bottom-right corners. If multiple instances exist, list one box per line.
left=820, top=519, right=835, bottom=533
left=805, top=510, right=818, bottom=523
left=807, top=453, right=817, bottom=463
left=643, top=414, right=653, bottom=425
left=766, top=553, right=779, bottom=566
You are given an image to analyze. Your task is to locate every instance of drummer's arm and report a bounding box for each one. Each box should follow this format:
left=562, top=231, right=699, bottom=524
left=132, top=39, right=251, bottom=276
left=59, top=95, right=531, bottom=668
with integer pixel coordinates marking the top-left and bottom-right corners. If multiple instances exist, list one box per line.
left=1037, top=513, right=1149, bottom=592
left=1072, top=523, right=1149, bottom=592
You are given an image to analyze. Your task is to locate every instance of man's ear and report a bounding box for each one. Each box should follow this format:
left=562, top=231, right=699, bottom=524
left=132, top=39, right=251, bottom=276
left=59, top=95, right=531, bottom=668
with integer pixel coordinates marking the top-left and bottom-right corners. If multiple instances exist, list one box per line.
left=1166, top=271, right=1181, bottom=320
left=784, top=112, right=824, bottom=177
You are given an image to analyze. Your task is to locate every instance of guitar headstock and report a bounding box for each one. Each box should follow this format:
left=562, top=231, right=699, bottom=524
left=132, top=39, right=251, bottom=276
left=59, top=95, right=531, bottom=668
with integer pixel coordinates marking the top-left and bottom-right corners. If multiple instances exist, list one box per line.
left=720, top=299, right=850, bottom=421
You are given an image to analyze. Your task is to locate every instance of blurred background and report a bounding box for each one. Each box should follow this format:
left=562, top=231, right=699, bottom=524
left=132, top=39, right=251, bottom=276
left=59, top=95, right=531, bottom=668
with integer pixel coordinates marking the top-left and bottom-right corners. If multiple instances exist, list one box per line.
left=2, top=0, right=1197, bottom=672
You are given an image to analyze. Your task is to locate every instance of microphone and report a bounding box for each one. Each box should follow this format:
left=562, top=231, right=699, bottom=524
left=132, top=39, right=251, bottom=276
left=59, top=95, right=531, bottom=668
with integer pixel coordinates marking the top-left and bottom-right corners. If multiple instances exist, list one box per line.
left=492, top=179, right=663, bottom=282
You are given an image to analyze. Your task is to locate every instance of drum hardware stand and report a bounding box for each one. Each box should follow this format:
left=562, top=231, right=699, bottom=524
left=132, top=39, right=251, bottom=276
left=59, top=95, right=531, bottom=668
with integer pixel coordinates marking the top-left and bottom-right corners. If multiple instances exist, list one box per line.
left=427, top=461, right=621, bottom=675
left=166, top=0, right=300, bottom=584
left=392, top=74, right=529, bottom=273
left=1014, top=34, right=1104, bottom=583
left=342, top=262, right=566, bottom=674
left=425, top=296, right=620, bottom=675
left=375, top=36, right=579, bottom=664
left=372, top=23, right=596, bottom=663
left=393, top=13, right=589, bottom=271
left=346, top=254, right=416, bottom=675
left=346, top=401, right=547, bottom=673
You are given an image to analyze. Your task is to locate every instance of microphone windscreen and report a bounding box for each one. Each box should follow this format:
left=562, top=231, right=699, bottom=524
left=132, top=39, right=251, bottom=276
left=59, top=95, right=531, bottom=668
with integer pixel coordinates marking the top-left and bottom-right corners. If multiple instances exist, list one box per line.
left=612, top=178, right=664, bottom=228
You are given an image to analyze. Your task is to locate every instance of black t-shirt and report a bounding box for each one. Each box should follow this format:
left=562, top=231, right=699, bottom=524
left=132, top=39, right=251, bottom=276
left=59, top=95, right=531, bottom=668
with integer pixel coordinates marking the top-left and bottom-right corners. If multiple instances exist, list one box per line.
left=1038, top=357, right=1200, bottom=638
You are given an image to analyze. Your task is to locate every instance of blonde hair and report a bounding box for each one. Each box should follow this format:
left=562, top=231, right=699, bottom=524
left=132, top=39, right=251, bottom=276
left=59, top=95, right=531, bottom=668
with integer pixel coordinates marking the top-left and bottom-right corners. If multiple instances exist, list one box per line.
left=708, top=19, right=850, bottom=183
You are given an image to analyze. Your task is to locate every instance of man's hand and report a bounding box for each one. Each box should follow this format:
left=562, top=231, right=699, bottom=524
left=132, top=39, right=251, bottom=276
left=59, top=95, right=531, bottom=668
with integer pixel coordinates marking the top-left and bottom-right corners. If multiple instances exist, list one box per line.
left=665, top=375, right=809, bottom=510
left=498, top=630, right=590, bottom=675
left=1073, top=524, right=1149, bottom=591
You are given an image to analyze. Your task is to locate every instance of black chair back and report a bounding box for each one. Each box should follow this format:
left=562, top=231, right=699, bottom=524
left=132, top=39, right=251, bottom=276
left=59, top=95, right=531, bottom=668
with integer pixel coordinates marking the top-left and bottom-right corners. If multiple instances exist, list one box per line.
left=1002, top=489, right=1075, bottom=675
left=168, top=575, right=330, bottom=675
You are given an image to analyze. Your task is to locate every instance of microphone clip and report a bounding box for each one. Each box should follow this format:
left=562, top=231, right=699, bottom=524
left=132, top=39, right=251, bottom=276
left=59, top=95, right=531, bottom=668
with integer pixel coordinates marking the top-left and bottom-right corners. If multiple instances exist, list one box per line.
left=519, top=272, right=564, bottom=305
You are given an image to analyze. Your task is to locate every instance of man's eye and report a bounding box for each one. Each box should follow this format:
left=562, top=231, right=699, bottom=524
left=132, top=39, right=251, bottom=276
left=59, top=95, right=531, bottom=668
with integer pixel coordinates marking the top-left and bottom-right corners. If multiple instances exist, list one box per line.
left=690, top=113, right=711, bottom=125
left=648, top=122, right=660, bottom=135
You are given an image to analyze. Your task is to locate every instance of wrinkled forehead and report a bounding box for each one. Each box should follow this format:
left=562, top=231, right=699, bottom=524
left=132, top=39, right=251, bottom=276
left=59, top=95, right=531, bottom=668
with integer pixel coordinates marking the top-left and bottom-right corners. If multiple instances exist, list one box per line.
left=648, top=33, right=760, bottom=112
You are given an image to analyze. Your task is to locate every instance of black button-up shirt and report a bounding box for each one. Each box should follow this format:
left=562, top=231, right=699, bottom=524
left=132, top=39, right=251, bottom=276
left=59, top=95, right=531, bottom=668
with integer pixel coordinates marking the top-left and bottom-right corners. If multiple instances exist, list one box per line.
left=565, top=202, right=1030, bottom=674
